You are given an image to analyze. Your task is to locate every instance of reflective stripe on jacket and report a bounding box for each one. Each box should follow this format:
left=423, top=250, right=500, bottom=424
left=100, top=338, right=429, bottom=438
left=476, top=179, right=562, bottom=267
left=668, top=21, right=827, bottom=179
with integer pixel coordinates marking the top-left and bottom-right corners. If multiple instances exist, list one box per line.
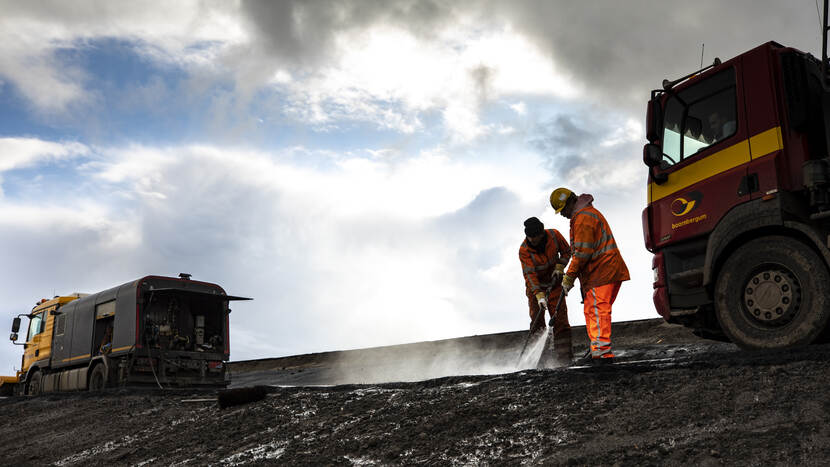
left=519, top=229, right=571, bottom=296
left=566, top=205, right=630, bottom=292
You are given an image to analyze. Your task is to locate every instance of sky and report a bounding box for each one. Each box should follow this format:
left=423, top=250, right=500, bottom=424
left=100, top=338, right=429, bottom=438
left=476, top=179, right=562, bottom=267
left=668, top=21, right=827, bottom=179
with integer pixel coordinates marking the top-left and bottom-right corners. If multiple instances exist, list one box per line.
left=0, top=0, right=824, bottom=373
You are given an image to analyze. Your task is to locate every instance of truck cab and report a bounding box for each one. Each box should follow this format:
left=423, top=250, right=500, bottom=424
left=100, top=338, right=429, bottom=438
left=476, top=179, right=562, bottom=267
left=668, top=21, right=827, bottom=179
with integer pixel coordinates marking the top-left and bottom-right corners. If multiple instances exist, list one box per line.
left=1, top=295, right=82, bottom=395
left=643, top=41, right=830, bottom=349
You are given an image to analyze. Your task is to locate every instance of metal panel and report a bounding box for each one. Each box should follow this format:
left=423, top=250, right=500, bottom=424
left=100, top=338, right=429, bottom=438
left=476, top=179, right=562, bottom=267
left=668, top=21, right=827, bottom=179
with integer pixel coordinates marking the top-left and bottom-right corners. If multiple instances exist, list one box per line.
left=68, top=297, right=94, bottom=365
left=51, top=301, right=77, bottom=368
left=43, top=373, right=58, bottom=393
left=95, top=285, right=120, bottom=306
left=113, top=281, right=138, bottom=351
left=59, top=371, right=71, bottom=391
left=743, top=45, right=781, bottom=147
left=145, top=288, right=252, bottom=301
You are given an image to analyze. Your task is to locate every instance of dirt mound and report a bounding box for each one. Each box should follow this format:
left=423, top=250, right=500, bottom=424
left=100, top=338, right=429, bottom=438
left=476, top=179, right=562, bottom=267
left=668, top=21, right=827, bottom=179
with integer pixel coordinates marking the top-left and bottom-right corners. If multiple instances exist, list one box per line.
left=2, top=341, right=829, bottom=465
left=229, top=319, right=701, bottom=386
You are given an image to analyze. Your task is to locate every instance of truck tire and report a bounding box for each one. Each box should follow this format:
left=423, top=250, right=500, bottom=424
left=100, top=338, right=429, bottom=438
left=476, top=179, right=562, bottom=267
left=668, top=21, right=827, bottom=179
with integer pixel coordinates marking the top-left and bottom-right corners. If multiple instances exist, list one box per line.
left=715, top=235, right=830, bottom=349
left=89, top=364, right=107, bottom=392
left=27, top=371, right=42, bottom=396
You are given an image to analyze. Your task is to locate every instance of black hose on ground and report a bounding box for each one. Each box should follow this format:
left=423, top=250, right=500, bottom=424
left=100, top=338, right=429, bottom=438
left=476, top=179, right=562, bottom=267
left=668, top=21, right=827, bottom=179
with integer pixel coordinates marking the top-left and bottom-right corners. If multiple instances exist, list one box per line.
left=217, top=385, right=269, bottom=409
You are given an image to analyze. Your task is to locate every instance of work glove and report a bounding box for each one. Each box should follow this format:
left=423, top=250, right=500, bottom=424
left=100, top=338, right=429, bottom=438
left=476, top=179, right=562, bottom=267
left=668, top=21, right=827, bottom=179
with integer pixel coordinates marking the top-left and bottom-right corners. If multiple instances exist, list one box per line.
left=552, top=263, right=566, bottom=283
left=561, top=274, right=575, bottom=296
left=535, top=291, right=548, bottom=309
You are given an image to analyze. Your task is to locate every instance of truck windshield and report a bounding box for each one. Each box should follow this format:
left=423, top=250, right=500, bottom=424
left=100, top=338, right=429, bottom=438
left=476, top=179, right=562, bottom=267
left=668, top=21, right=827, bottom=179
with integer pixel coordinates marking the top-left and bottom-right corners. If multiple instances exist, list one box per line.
left=27, top=314, right=43, bottom=340
left=661, top=68, right=737, bottom=168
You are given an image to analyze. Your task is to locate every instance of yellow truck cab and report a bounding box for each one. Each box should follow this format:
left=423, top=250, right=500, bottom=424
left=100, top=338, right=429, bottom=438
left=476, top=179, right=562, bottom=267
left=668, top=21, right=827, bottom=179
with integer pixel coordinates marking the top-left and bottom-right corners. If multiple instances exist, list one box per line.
left=1, top=295, right=83, bottom=395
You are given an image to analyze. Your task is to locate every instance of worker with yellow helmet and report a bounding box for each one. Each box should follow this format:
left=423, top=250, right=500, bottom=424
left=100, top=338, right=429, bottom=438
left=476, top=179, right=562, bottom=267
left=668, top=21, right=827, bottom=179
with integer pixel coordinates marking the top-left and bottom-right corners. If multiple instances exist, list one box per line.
left=550, top=187, right=629, bottom=364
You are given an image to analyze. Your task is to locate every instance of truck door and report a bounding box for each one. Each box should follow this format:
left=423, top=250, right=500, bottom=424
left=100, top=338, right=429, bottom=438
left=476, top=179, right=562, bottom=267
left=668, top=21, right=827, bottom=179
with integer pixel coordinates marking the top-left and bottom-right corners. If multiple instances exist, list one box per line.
left=22, top=311, right=46, bottom=371
left=51, top=302, right=75, bottom=368
left=742, top=46, right=784, bottom=198
left=650, top=65, right=751, bottom=247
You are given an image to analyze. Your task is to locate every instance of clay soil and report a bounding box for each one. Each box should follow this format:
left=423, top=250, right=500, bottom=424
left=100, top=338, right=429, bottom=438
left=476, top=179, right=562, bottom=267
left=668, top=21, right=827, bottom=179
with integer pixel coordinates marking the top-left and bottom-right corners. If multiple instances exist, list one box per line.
left=2, top=341, right=830, bottom=465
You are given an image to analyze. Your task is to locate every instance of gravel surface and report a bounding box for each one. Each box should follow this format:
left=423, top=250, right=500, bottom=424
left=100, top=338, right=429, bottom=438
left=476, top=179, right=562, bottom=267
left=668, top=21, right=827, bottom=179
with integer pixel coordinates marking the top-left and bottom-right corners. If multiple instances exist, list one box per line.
left=2, top=339, right=829, bottom=465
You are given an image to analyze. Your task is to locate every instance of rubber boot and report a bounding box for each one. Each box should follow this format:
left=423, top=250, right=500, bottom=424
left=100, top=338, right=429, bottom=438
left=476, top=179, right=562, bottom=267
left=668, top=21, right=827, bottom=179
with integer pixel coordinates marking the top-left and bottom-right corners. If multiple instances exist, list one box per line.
left=553, top=328, right=573, bottom=367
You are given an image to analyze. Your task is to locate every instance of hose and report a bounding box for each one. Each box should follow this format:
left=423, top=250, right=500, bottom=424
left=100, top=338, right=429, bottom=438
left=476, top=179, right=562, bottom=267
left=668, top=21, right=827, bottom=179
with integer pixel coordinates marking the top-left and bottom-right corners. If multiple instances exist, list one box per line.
left=144, top=291, right=164, bottom=390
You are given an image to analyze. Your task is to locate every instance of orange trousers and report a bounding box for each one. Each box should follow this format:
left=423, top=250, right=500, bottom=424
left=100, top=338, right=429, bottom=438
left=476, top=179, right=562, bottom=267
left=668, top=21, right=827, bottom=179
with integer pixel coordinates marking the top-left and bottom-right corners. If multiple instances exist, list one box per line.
left=583, top=282, right=621, bottom=359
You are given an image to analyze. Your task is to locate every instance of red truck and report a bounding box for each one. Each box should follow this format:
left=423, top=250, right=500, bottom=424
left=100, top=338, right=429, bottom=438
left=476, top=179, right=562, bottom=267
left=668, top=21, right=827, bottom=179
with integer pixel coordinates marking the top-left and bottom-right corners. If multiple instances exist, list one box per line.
left=643, top=5, right=830, bottom=349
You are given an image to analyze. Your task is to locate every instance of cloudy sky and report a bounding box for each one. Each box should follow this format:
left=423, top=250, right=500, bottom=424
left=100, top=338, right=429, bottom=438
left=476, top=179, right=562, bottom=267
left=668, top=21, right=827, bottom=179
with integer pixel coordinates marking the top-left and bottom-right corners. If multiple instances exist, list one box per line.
left=0, top=0, right=822, bottom=372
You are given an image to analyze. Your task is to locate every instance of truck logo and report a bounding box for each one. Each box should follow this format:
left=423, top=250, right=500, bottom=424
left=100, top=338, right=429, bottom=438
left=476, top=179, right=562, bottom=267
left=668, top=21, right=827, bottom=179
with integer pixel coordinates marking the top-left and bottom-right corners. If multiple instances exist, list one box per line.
left=671, top=191, right=703, bottom=217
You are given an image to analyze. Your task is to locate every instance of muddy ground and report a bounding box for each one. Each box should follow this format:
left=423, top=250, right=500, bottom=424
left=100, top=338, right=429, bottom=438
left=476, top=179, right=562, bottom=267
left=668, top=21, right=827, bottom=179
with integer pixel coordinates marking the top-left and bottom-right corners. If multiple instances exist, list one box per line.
left=2, top=320, right=830, bottom=465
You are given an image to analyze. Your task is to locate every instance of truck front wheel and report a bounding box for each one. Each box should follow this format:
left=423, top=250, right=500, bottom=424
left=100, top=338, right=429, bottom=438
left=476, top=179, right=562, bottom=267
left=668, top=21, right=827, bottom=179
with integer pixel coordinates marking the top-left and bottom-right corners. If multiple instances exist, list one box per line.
left=715, top=236, right=830, bottom=349
left=89, top=364, right=107, bottom=392
left=27, top=371, right=42, bottom=396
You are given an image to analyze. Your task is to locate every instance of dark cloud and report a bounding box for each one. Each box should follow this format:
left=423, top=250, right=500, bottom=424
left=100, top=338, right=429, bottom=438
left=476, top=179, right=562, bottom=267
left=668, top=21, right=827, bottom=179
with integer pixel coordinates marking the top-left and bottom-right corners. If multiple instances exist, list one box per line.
left=240, top=0, right=820, bottom=113
left=239, top=0, right=454, bottom=67
left=470, top=64, right=495, bottom=104
left=531, top=114, right=592, bottom=177
left=487, top=0, right=821, bottom=111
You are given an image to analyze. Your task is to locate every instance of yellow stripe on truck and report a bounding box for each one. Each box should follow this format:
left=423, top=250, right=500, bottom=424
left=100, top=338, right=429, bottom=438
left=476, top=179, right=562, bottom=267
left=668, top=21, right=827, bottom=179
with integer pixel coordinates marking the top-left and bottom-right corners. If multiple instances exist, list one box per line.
left=61, top=353, right=91, bottom=363
left=749, top=126, right=783, bottom=159
left=649, top=126, right=783, bottom=202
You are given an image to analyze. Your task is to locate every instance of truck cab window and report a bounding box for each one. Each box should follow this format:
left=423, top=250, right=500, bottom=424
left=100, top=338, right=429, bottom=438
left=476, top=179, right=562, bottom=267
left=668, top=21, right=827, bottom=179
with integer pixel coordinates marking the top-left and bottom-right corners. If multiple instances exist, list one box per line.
left=661, top=97, right=683, bottom=168
left=683, top=87, right=736, bottom=158
left=27, top=314, right=43, bottom=340
left=660, top=68, right=737, bottom=166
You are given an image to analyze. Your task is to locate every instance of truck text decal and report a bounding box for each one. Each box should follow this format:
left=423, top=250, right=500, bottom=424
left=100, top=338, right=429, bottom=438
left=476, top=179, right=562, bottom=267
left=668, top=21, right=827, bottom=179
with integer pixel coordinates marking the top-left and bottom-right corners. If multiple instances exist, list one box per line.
left=671, top=213, right=708, bottom=230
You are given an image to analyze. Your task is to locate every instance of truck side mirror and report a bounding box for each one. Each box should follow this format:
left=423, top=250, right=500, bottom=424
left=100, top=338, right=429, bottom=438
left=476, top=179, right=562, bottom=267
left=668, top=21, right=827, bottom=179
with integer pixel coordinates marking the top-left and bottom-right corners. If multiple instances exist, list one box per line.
left=11, top=317, right=20, bottom=333
left=652, top=168, right=669, bottom=185
left=643, top=143, right=663, bottom=168
left=10, top=332, right=17, bottom=342
left=646, top=98, right=663, bottom=143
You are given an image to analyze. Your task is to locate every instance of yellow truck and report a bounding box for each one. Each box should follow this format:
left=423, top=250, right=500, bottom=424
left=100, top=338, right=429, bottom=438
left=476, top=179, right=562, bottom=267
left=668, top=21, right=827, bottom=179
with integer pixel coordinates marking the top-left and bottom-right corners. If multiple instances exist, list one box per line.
left=0, top=274, right=250, bottom=396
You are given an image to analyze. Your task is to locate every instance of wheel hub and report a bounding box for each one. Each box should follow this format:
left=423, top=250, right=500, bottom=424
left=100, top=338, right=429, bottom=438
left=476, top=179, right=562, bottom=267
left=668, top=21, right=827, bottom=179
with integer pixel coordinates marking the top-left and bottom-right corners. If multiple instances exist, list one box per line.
left=743, top=268, right=799, bottom=326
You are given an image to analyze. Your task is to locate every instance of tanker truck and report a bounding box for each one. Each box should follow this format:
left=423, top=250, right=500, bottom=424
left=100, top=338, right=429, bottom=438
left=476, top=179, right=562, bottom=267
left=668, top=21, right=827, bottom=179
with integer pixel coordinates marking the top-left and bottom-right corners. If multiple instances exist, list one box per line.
left=0, top=274, right=250, bottom=395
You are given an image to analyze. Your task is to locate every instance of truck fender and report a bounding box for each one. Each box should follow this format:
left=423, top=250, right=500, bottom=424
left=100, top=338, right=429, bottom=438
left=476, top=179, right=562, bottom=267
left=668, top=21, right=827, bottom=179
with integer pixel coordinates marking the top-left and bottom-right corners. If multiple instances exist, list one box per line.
left=88, top=356, right=110, bottom=377
left=703, top=195, right=830, bottom=285
left=86, top=356, right=112, bottom=391
left=24, top=365, right=41, bottom=383
left=703, top=196, right=784, bottom=287
left=782, top=220, right=830, bottom=267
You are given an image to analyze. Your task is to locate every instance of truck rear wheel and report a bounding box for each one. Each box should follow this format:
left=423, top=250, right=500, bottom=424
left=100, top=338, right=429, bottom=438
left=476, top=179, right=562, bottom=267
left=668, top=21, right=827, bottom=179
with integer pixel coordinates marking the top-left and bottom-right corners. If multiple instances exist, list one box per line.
left=27, top=371, right=42, bottom=396
left=89, top=364, right=107, bottom=392
left=715, top=236, right=830, bottom=349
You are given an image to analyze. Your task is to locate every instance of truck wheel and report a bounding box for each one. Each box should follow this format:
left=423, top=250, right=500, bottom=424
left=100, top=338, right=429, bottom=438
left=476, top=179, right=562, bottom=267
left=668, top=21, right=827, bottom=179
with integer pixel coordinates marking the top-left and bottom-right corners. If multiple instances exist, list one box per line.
left=27, top=372, right=42, bottom=396
left=89, top=364, right=107, bottom=392
left=715, top=236, right=830, bottom=349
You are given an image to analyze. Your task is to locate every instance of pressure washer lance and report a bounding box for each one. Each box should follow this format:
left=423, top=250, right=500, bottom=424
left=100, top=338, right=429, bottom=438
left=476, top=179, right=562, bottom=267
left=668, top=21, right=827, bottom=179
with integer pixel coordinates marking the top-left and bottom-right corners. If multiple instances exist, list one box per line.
left=536, top=290, right=566, bottom=369
left=516, top=287, right=564, bottom=366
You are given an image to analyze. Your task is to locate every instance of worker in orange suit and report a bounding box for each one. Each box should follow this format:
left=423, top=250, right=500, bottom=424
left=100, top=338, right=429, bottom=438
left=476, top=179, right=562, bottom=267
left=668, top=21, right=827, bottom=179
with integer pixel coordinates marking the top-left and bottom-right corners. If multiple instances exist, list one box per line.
left=519, top=216, right=573, bottom=365
left=550, top=188, right=630, bottom=364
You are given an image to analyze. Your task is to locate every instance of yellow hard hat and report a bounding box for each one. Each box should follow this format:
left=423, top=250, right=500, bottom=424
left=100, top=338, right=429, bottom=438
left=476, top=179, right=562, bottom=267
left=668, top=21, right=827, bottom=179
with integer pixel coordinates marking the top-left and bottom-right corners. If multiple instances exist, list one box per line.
left=550, top=187, right=573, bottom=213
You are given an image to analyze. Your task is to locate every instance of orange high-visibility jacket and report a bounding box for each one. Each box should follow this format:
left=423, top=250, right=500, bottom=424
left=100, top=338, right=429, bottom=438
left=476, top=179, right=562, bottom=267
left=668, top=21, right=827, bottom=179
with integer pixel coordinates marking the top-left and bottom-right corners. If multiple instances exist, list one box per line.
left=566, top=205, right=630, bottom=292
left=519, top=229, right=571, bottom=296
